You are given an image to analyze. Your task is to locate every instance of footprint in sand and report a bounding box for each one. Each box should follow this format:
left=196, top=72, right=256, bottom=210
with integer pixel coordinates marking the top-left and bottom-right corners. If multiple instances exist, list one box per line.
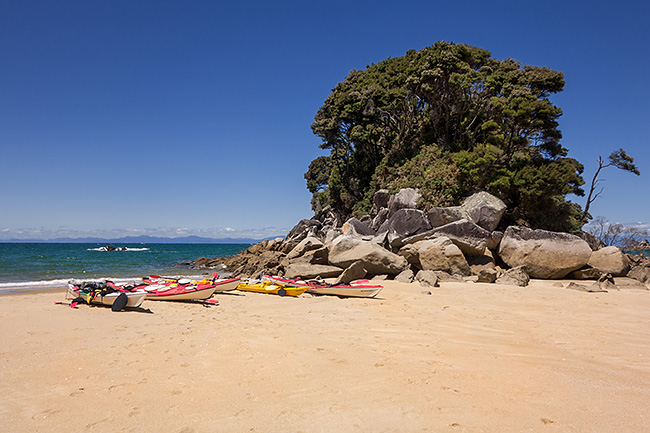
left=69, top=388, right=85, bottom=397
left=85, top=418, right=111, bottom=429
left=108, top=383, right=127, bottom=391
left=31, top=408, right=61, bottom=420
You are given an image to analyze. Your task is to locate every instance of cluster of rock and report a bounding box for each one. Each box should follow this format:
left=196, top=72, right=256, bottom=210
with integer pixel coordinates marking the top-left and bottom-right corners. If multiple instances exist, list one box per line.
left=193, top=189, right=650, bottom=291
left=100, top=245, right=128, bottom=251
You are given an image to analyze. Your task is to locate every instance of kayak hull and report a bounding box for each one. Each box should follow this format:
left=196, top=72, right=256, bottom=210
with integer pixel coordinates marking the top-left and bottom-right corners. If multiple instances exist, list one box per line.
left=146, top=285, right=217, bottom=301
left=212, top=278, right=240, bottom=293
left=262, top=275, right=382, bottom=298
left=236, top=281, right=307, bottom=297
left=67, top=286, right=147, bottom=308
left=261, top=275, right=308, bottom=288
left=143, top=277, right=239, bottom=301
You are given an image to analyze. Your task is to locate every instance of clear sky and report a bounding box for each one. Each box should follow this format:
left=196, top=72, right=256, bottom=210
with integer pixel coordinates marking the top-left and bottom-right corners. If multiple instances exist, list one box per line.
left=1, top=0, right=648, bottom=240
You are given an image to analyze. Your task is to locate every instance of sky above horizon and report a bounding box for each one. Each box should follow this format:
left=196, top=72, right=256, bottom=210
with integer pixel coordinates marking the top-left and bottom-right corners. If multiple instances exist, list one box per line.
left=1, top=0, right=648, bottom=240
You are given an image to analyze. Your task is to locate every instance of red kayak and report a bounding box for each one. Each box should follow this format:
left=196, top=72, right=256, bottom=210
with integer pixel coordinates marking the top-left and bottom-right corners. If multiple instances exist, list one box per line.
left=142, top=275, right=240, bottom=301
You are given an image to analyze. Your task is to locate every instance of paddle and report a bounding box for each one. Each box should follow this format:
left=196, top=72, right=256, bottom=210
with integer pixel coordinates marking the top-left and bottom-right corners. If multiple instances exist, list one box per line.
left=197, top=299, right=219, bottom=308
left=111, top=293, right=129, bottom=312
left=149, top=274, right=175, bottom=281
left=55, top=298, right=83, bottom=309
left=54, top=301, right=78, bottom=308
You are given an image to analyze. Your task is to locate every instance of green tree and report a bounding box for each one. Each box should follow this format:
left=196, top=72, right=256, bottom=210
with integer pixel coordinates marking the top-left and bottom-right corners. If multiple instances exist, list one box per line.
left=306, top=42, right=586, bottom=231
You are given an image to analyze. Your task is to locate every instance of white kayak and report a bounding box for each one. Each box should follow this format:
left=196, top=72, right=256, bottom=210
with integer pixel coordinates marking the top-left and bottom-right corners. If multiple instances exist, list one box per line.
left=67, top=284, right=147, bottom=308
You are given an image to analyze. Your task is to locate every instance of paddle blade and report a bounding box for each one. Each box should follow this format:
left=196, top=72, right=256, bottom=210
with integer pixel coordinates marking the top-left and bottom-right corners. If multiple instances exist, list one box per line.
left=111, top=293, right=128, bottom=312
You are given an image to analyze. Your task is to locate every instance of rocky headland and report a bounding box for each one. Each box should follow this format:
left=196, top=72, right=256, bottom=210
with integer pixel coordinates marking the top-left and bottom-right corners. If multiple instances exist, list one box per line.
left=192, top=189, right=650, bottom=291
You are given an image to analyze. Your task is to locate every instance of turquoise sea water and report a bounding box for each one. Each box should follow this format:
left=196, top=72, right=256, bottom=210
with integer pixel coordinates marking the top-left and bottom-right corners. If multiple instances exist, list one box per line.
left=0, top=243, right=249, bottom=294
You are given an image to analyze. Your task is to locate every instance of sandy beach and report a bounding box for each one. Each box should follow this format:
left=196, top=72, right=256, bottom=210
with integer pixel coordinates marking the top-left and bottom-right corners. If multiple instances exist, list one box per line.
left=1, top=279, right=649, bottom=432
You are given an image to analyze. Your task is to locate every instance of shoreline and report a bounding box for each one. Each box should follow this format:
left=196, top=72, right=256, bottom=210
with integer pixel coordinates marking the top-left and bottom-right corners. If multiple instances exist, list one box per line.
left=0, top=286, right=67, bottom=296
left=1, top=278, right=649, bottom=432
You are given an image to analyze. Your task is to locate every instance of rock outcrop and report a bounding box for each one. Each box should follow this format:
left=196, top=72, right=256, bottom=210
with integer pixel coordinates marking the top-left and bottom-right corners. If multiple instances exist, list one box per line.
left=191, top=188, right=634, bottom=293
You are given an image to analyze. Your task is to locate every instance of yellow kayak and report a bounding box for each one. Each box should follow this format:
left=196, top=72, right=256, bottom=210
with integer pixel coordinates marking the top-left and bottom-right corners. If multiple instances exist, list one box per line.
left=236, top=281, right=307, bottom=297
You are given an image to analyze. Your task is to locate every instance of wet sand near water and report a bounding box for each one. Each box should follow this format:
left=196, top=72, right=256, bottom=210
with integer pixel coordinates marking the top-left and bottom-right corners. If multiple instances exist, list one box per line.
left=1, top=279, right=649, bottom=432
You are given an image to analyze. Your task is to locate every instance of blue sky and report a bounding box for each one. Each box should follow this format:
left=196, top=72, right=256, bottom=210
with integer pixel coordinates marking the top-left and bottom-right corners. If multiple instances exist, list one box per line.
left=1, top=0, right=648, bottom=240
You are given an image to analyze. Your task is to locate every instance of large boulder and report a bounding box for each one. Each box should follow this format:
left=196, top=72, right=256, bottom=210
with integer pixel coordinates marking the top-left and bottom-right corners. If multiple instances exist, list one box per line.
left=283, top=262, right=343, bottom=279
left=387, top=188, right=421, bottom=217
left=266, top=237, right=286, bottom=252
left=285, top=236, right=324, bottom=260
left=466, top=250, right=496, bottom=274
left=386, top=208, right=431, bottom=247
left=285, top=219, right=322, bottom=244
left=335, top=261, right=368, bottom=284
left=398, top=237, right=471, bottom=276
left=328, top=236, right=408, bottom=275
left=323, top=228, right=342, bottom=246
left=371, top=189, right=390, bottom=215
left=627, top=266, right=650, bottom=284
left=460, top=191, right=507, bottom=231
left=395, top=268, right=415, bottom=283
left=395, top=219, right=489, bottom=255
left=371, top=208, right=390, bottom=231
left=342, top=217, right=376, bottom=238
left=587, top=246, right=630, bottom=277
left=298, top=246, right=329, bottom=265
left=498, top=226, right=592, bottom=279
left=415, top=270, right=439, bottom=287
left=495, top=266, right=530, bottom=287
left=426, top=206, right=467, bottom=228
left=580, top=231, right=605, bottom=251
left=228, top=250, right=286, bottom=278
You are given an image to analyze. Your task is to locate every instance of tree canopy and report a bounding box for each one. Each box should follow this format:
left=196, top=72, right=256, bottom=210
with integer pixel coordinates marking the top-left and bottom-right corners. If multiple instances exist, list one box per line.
left=305, top=42, right=586, bottom=232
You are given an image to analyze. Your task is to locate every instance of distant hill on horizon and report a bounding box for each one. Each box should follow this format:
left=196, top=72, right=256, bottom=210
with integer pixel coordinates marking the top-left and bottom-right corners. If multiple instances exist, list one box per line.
left=0, top=234, right=284, bottom=244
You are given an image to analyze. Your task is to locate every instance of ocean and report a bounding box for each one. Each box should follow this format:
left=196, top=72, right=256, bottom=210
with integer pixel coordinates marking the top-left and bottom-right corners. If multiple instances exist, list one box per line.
left=0, top=243, right=250, bottom=294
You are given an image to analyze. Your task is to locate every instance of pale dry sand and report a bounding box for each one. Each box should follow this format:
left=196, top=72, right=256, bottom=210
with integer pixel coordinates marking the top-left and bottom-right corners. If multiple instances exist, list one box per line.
left=1, top=279, right=649, bottom=433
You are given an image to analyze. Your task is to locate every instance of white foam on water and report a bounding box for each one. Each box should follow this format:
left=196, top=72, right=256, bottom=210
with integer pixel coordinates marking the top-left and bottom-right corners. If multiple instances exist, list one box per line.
left=0, top=273, right=222, bottom=295
left=87, top=247, right=150, bottom=251
left=0, top=277, right=143, bottom=294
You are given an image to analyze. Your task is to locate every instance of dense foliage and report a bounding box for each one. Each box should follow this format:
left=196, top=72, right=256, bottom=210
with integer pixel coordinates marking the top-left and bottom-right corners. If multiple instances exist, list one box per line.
left=305, top=42, right=586, bottom=232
